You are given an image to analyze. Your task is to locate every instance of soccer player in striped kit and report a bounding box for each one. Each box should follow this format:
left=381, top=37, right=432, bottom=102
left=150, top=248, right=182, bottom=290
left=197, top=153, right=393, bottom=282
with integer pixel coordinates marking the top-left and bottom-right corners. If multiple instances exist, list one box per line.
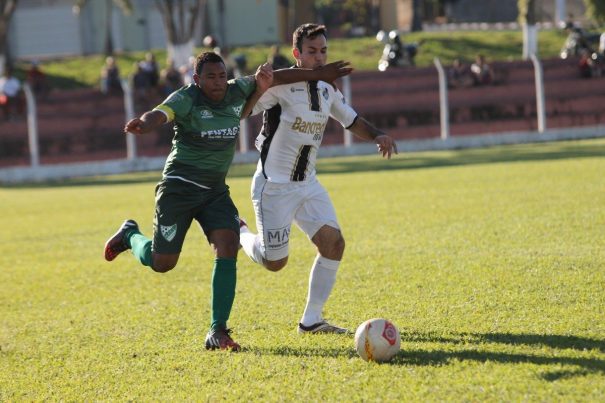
left=239, top=24, right=397, bottom=334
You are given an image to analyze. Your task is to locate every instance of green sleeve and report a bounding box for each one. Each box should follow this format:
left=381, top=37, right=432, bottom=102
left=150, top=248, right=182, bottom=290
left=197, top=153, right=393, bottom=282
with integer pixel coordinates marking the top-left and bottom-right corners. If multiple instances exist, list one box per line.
left=232, top=76, right=257, bottom=98
left=154, top=86, right=194, bottom=122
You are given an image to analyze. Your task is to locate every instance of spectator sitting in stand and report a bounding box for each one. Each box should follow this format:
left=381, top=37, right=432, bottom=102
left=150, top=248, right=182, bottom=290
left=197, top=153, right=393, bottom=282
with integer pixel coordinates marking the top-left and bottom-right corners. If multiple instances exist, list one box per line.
left=179, top=55, right=196, bottom=85
left=160, top=57, right=184, bottom=96
left=268, top=45, right=291, bottom=69
left=131, top=62, right=151, bottom=113
left=0, top=68, right=24, bottom=120
left=26, top=61, right=49, bottom=99
left=217, top=47, right=238, bottom=79
left=140, top=52, right=159, bottom=89
left=202, top=35, right=239, bottom=79
left=470, top=54, right=494, bottom=86
left=448, top=58, right=473, bottom=88
left=100, top=56, right=122, bottom=95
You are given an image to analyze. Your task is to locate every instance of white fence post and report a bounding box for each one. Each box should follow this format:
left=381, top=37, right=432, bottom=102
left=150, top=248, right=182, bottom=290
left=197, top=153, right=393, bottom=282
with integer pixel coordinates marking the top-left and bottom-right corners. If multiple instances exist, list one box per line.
left=342, top=75, right=353, bottom=147
left=530, top=53, right=546, bottom=133
left=522, top=24, right=539, bottom=60
left=555, top=0, right=566, bottom=26
left=120, top=79, right=137, bottom=160
left=433, top=58, right=450, bottom=140
left=23, top=83, right=40, bottom=167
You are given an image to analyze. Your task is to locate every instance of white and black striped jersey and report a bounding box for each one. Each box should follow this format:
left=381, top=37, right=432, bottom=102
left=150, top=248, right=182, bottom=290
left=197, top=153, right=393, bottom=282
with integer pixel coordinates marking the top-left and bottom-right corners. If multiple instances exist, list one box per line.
left=251, top=80, right=358, bottom=183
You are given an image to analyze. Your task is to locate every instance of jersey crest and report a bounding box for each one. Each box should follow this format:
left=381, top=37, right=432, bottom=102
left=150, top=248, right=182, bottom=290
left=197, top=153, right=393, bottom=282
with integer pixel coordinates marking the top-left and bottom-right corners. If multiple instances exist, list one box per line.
left=232, top=104, right=243, bottom=115
left=161, top=224, right=177, bottom=242
left=200, top=109, right=214, bottom=119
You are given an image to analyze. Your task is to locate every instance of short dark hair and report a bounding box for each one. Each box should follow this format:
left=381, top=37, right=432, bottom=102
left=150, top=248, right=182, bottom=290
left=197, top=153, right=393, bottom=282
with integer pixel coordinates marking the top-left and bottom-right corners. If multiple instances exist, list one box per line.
left=292, top=23, right=327, bottom=52
left=195, top=52, right=225, bottom=75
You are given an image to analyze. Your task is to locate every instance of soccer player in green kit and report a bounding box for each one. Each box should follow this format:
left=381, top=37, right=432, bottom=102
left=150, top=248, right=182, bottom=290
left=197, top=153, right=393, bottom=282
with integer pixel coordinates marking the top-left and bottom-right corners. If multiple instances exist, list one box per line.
left=104, top=51, right=352, bottom=351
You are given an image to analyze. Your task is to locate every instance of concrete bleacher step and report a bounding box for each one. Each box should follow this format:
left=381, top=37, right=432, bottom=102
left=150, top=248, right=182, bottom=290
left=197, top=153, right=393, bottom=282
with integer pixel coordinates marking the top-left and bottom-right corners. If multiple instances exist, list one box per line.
left=0, top=87, right=131, bottom=160
left=450, top=118, right=536, bottom=136
left=36, top=91, right=125, bottom=119
left=350, top=67, right=438, bottom=94
left=0, top=119, right=28, bottom=158
left=352, top=90, right=439, bottom=113
left=545, top=79, right=605, bottom=99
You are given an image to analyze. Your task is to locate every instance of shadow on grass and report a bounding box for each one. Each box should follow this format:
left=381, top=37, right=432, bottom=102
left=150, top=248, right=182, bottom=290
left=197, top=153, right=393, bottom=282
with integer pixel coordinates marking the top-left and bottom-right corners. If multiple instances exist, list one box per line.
left=391, top=331, right=605, bottom=380
left=4, top=138, right=604, bottom=189
left=251, top=345, right=358, bottom=359
left=45, top=73, right=90, bottom=90
left=400, top=331, right=605, bottom=352
left=393, top=348, right=604, bottom=381
left=2, top=172, right=164, bottom=189
left=256, top=331, right=605, bottom=381
left=314, top=140, right=605, bottom=177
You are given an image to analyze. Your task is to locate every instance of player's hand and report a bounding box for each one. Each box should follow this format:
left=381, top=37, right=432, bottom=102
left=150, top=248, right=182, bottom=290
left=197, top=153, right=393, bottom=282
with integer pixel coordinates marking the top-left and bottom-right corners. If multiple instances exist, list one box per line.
left=314, top=60, right=353, bottom=83
left=375, top=135, right=398, bottom=159
left=254, top=62, right=274, bottom=93
left=124, top=118, right=147, bottom=135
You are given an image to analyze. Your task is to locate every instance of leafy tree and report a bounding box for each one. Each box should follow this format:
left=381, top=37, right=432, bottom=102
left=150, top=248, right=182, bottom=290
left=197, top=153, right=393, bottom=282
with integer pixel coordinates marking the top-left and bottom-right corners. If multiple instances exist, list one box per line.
left=74, top=0, right=132, bottom=56
left=155, top=0, right=205, bottom=70
left=518, top=0, right=537, bottom=25
left=518, top=0, right=537, bottom=59
left=583, top=0, right=605, bottom=25
left=411, top=0, right=423, bottom=32
left=0, top=0, right=18, bottom=73
left=315, top=0, right=380, bottom=35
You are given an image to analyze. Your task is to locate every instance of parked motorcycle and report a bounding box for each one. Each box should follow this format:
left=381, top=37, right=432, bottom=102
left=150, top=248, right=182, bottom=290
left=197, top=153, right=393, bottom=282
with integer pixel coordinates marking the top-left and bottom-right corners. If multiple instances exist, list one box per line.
left=376, top=30, right=419, bottom=71
left=560, top=24, right=601, bottom=59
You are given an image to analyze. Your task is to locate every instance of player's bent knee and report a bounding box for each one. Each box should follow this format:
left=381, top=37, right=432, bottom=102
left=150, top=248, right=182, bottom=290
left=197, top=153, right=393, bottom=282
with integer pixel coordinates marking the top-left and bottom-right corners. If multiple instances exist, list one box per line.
left=317, top=234, right=345, bottom=259
left=264, top=257, right=288, bottom=272
left=209, top=229, right=239, bottom=259
left=152, top=262, right=176, bottom=273
left=333, top=235, right=345, bottom=254
left=151, top=254, right=178, bottom=273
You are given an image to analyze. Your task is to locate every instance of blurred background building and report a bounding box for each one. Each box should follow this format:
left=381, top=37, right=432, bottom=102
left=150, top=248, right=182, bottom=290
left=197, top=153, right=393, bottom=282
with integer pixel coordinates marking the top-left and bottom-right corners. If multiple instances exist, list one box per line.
left=7, top=0, right=589, bottom=60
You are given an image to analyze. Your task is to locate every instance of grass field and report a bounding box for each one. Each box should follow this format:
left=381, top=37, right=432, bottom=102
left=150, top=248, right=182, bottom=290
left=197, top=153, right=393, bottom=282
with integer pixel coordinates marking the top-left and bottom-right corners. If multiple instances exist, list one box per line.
left=1, top=139, right=604, bottom=401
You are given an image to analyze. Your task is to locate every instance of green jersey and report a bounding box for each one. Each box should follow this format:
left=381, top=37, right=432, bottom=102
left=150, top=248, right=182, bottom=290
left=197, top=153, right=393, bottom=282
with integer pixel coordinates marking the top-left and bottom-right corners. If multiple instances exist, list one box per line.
left=154, top=76, right=256, bottom=189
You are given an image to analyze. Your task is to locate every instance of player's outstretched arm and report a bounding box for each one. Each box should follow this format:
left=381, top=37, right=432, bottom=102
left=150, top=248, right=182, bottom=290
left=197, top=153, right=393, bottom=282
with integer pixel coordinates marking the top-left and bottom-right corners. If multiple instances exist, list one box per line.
left=272, top=60, right=353, bottom=86
left=124, top=110, right=167, bottom=135
left=349, top=116, right=398, bottom=159
left=240, top=63, right=274, bottom=120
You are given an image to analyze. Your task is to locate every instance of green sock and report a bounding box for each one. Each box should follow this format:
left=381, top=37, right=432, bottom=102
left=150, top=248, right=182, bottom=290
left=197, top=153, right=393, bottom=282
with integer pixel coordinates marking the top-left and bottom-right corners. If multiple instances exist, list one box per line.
left=127, top=231, right=153, bottom=267
left=211, top=258, right=237, bottom=330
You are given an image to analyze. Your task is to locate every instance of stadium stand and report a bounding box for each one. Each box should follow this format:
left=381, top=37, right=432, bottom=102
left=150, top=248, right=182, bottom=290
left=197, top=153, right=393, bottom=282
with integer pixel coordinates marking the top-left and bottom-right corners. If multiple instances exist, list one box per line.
left=319, top=56, right=604, bottom=143
left=0, top=89, right=175, bottom=167
left=1, top=57, right=603, bottom=167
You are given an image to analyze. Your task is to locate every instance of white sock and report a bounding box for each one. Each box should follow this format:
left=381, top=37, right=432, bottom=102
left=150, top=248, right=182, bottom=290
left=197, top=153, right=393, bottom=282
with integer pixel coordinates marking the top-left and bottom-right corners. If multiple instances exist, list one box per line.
left=240, top=230, right=265, bottom=265
left=301, top=255, right=340, bottom=327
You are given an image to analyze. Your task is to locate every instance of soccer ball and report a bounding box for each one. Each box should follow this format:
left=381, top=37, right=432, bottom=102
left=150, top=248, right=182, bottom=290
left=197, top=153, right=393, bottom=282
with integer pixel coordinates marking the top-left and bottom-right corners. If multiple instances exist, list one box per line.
left=354, top=318, right=401, bottom=363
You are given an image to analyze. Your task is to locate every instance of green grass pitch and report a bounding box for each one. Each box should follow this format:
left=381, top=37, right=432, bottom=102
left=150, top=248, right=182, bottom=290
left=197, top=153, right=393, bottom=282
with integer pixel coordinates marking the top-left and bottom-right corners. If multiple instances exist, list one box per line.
left=1, top=139, right=604, bottom=400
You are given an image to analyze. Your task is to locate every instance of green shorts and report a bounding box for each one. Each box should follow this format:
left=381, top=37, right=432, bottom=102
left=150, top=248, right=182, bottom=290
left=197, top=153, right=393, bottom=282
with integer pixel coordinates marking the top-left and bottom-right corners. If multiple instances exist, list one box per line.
left=152, top=180, right=240, bottom=254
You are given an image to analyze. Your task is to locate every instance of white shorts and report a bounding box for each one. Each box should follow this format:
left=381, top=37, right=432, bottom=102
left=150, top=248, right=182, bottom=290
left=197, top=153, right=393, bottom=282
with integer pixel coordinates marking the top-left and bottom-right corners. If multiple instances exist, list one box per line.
left=251, top=173, right=340, bottom=261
